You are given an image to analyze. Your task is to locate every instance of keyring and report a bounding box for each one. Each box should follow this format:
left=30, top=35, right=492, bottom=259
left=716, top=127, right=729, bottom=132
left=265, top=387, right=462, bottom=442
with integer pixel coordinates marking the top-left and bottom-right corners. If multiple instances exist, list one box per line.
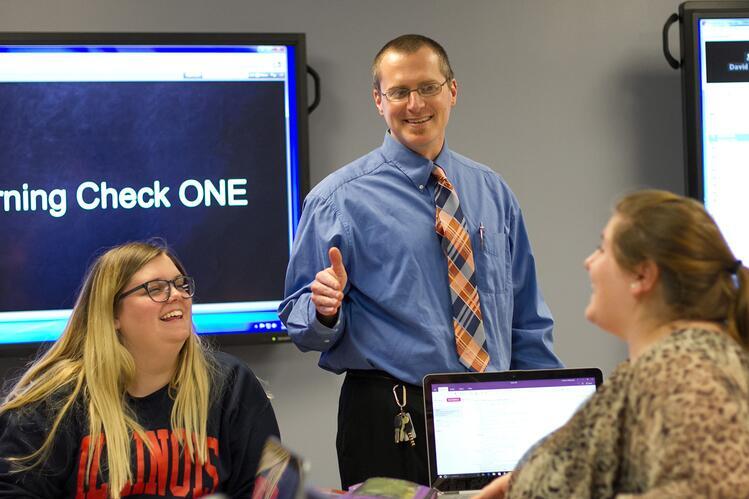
left=392, top=384, right=406, bottom=409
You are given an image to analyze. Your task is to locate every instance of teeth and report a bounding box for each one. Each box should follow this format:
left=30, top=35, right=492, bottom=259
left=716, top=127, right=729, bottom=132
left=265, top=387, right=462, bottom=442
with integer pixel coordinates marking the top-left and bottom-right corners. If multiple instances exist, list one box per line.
left=406, top=117, right=430, bottom=124
left=160, top=310, right=183, bottom=320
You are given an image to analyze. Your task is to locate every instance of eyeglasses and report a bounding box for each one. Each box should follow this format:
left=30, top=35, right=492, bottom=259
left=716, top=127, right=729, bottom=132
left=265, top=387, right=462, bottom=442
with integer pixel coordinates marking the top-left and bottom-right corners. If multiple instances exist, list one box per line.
left=379, top=78, right=450, bottom=102
left=118, top=275, right=195, bottom=303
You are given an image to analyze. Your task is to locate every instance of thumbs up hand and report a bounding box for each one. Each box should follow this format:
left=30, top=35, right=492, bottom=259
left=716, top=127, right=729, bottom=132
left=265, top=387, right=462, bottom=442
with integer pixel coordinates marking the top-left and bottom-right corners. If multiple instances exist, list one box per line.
left=311, top=247, right=348, bottom=324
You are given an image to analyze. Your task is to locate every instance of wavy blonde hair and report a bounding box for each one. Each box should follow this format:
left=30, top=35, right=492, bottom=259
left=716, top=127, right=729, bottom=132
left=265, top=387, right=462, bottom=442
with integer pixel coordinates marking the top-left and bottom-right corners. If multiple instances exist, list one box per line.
left=0, top=241, right=214, bottom=498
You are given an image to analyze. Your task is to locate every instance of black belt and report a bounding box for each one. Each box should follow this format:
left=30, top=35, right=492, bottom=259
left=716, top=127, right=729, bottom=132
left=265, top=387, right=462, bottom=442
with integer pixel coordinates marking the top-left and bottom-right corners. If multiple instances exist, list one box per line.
left=345, top=369, right=420, bottom=389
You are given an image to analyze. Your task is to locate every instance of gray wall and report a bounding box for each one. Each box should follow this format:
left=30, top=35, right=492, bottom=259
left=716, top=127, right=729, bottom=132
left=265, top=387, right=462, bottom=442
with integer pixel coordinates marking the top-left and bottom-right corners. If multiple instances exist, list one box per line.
left=0, top=0, right=686, bottom=488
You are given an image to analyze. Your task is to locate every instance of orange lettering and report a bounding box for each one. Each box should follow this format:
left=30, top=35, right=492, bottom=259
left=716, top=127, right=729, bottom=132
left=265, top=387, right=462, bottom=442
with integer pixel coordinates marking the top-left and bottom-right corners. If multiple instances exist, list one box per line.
left=169, top=429, right=191, bottom=497
left=145, top=429, right=170, bottom=495
left=192, top=433, right=204, bottom=496
left=87, top=434, right=108, bottom=499
left=75, top=435, right=90, bottom=499
left=203, top=437, right=220, bottom=493
left=121, top=432, right=146, bottom=496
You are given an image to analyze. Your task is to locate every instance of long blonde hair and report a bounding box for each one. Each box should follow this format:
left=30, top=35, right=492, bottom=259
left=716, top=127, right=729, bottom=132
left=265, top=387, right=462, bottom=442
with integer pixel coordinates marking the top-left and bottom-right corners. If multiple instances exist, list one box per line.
left=613, top=190, right=748, bottom=347
left=0, top=241, right=214, bottom=498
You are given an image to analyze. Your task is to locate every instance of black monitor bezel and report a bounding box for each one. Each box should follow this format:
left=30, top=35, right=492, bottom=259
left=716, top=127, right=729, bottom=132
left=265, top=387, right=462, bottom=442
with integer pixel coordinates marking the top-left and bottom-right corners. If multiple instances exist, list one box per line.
left=0, top=32, right=311, bottom=347
left=678, top=1, right=749, bottom=200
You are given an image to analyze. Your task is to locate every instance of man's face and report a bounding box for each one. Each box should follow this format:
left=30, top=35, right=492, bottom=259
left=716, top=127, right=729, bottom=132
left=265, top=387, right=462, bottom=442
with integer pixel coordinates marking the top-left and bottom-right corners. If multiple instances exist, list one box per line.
left=373, top=46, right=457, bottom=160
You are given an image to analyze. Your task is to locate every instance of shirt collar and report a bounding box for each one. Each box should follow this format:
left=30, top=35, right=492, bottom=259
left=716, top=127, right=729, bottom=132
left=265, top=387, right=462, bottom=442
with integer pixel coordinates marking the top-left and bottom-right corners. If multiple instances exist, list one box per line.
left=380, top=132, right=452, bottom=189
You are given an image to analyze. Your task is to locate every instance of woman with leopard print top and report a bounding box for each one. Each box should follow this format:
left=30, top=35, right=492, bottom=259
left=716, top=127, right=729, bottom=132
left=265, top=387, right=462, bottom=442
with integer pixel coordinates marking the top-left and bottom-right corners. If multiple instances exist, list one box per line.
left=478, top=190, right=749, bottom=499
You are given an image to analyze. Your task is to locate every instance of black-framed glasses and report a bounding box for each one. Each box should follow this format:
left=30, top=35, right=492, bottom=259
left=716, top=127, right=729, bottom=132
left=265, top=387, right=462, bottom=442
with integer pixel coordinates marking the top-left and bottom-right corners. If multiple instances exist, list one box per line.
left=117, top=275, right=195, bottom=303
left=379, top=78, right=450, bottom=102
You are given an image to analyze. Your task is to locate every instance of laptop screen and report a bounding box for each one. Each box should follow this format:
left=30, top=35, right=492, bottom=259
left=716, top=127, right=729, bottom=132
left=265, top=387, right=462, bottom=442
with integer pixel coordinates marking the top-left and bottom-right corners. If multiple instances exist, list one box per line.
left=423, top=368, right=602, bottom=489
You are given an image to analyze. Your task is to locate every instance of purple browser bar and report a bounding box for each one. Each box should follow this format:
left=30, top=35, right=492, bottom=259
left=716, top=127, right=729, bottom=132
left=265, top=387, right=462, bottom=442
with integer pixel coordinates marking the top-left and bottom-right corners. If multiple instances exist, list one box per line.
left=432, top=377, right=597, bottom=391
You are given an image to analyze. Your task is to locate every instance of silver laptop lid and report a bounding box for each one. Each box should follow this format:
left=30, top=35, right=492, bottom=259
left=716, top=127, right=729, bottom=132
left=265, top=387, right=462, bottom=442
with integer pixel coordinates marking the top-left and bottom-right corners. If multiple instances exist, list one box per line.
left=423, top=368, right=603, bottom=492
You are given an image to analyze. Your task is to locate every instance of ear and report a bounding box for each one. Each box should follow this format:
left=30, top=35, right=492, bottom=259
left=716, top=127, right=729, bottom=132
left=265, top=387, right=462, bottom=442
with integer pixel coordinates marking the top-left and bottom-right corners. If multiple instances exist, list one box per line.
left=114, top=304, right=121, bottom=330
left=449, top=79, right=458, bottom=106
left=373, top=88, right=384, bottom=116
left=630, top=260, right=659, bottom=297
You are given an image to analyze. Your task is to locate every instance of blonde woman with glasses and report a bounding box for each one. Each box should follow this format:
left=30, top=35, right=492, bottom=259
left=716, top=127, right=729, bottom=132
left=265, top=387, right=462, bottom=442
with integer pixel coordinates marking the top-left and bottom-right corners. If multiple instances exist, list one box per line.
left=0, top=241, right=279, bottom=498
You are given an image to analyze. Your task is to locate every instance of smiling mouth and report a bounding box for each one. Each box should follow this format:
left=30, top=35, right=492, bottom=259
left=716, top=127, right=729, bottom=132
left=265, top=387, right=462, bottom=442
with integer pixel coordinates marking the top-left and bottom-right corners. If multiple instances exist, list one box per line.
left=160, top=310, right=184, bottom=321
left=404, top=116, right=432, bottom=125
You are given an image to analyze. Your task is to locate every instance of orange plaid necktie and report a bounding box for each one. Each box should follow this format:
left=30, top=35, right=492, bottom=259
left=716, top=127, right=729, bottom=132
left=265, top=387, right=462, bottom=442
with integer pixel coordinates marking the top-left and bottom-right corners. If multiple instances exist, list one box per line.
left=432, top=166, right=490, bottom=372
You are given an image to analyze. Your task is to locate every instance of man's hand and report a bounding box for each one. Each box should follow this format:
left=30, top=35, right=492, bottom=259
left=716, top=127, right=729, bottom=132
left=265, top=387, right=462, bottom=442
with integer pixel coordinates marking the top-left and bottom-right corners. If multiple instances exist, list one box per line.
left=311, top=247, right=348, bottom=326
left=474, top=473, right=511, bottom=499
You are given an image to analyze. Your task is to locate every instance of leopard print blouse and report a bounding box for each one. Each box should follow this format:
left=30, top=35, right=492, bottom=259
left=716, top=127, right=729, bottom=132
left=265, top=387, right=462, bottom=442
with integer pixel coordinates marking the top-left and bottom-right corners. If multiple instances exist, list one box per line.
left=508, top=327, right=749, bottom=498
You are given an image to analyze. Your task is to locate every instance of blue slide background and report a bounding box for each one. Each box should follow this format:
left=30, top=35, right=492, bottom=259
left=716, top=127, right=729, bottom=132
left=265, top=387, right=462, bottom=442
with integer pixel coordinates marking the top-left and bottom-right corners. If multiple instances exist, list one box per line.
left=0, top=81, right=289, bottom=313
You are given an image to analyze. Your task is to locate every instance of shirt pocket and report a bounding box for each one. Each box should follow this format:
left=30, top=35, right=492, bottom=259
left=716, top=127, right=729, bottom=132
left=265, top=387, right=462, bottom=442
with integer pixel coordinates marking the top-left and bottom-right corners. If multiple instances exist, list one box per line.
left=471, top=230, right=510, bottom=294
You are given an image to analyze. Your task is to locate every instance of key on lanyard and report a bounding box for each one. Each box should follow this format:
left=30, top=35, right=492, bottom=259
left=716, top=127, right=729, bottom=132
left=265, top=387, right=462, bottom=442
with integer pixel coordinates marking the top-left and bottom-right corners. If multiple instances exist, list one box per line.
left=392, top=384, right=416, bottom=447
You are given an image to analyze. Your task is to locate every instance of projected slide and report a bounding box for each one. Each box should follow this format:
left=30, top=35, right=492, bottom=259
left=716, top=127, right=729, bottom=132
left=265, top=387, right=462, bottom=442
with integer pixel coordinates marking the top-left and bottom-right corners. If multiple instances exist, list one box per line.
left=700, top=20, right=749, bottom=263
left=0, top=43, right=304, bottom=343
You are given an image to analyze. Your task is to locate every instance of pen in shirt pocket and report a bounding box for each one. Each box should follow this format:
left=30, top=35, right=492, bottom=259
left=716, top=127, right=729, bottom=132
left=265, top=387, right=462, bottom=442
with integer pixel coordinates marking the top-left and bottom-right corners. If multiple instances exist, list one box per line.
left=479, top=223, right=485, bottom=250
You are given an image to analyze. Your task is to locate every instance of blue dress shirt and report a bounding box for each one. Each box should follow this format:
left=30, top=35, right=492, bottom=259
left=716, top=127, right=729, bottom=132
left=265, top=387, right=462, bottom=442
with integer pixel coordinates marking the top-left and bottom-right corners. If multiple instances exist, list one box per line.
left=279, top=134, right=562, bottom=385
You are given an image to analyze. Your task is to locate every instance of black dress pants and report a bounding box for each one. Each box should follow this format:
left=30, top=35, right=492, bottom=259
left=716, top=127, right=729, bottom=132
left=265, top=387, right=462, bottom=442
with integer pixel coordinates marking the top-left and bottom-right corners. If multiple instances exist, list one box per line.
left=336, top=370, right=429, bottom=490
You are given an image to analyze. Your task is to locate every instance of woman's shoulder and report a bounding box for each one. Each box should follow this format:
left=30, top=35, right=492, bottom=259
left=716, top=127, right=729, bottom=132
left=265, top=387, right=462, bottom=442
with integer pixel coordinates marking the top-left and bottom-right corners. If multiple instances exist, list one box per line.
left=631, top=326, right=749, bottom=405
left=209, top=351, right=258, bottom=378
left=0, top=382, right=85, bottom=462
left=207, top=351, right=269, bottom=402
left=640, top=327, right=749, bottom=375
left=1, top=382, right=83, bottom=428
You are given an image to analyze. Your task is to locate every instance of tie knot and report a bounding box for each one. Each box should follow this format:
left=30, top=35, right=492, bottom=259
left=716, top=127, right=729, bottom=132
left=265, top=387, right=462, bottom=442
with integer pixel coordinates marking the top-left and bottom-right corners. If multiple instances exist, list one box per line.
left=432, top=165, right=447, bottom=181
left=432, top=166, right=453, bottom=190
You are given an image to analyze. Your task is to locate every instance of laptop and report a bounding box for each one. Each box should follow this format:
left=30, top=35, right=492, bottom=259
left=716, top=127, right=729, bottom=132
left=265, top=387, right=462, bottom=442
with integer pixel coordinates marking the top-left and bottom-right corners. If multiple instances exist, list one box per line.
left=423, top=368, right=603, bottom=494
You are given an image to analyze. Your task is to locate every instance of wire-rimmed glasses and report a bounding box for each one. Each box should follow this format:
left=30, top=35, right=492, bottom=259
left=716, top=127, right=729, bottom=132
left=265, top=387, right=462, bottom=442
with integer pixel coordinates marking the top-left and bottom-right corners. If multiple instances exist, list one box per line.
left=379, top=78, right=450, bottom=102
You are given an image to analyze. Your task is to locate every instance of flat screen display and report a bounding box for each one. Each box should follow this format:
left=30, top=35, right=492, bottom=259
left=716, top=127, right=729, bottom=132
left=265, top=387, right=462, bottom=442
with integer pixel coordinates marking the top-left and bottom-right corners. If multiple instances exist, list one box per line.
left=680, top=3, right=749, bottom=264
left=0, top=33, right=309, bottom=345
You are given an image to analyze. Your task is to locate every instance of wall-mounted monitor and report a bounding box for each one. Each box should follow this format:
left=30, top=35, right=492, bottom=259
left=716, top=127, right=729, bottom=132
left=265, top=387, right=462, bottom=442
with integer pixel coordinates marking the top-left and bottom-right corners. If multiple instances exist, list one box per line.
left=0, top=33, right=310, bottom=346
left=679, top=1, right=749, bottom=263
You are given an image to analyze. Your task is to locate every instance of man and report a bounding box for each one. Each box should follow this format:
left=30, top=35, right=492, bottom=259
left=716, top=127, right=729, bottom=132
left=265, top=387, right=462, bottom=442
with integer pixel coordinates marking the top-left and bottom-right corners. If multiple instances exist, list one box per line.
left=279, top=34, right=562, bottom=488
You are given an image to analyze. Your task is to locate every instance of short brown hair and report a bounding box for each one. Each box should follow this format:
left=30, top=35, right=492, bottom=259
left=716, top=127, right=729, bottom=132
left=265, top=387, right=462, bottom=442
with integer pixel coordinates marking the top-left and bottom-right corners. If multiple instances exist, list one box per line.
left=372, top=34, right=454, bottom=90
left=612, top=189, right=748, bottom=347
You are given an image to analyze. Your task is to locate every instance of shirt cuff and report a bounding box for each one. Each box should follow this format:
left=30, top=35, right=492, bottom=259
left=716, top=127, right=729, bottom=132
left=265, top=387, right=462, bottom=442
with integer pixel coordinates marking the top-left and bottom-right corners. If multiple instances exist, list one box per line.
left=306, top=298, right=343, bottom=347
